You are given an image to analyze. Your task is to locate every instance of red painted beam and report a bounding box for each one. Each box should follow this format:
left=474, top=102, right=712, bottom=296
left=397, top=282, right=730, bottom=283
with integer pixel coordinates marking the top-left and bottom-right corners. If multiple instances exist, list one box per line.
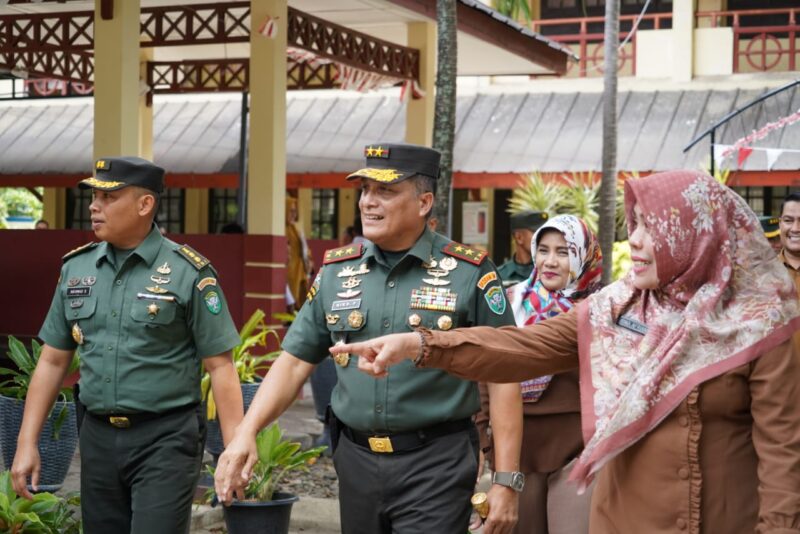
left=1, top=170, right=797, bottom=190
left=0, top=173, right=239, bottom=188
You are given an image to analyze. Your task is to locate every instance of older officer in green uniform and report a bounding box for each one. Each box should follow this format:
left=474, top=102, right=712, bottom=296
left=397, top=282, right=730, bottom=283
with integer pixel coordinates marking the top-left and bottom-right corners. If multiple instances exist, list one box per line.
left=497, top=211, right=548, bottom=287
left=215, top=143, right=523, bottom=534
left=11, top=157, right=244, bottom=534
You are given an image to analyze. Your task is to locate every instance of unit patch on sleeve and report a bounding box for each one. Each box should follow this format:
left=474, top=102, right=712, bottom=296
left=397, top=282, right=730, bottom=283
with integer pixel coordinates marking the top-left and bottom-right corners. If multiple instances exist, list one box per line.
left=323, top=244, right=364, bottom=265
left=176, top=245, right=211, bottom=270
left=442, top=242, right=487, bottom=266
left=484, top=285, right=507, bottom=315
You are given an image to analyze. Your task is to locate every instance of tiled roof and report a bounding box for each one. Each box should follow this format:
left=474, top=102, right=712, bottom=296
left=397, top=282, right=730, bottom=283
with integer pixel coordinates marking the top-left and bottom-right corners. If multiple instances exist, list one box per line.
left=0, top=84, right=797, bottom=176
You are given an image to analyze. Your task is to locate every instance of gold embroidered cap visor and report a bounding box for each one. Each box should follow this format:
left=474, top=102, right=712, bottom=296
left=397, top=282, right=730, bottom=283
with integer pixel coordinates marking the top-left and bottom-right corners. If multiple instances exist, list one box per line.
left=79, top=156, right=165, bottom=194
left=346, top=167, right=412, bottom=184
left=345, top=142, right=441, bottom=186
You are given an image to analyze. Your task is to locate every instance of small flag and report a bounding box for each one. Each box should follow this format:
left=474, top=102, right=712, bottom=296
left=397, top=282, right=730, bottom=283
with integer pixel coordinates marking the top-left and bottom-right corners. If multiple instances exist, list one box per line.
left=259, top=16, right=278, bottom=38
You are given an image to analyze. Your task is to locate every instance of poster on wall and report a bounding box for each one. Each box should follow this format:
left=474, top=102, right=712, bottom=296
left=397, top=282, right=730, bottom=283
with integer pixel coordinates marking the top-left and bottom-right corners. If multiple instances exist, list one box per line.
left=462, top=201, right=488, bottom=245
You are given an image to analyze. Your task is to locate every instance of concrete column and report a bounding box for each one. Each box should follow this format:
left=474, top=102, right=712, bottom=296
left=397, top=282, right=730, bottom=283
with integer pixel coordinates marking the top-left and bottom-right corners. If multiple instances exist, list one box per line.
left=672, top=0, right=696, bottom=82
left=93, top=0, right=141, bottom=159
left=139, top=48, right=154, bottom=161
left=338, top=188, right=356, bottom=239
left=42, top=188, right=66, bottom=229
left=243, top=0, right=289, bottom=322
left=183, top=189, right=209, bottom=234
left=298, top=188, right=313, bottom=236
left=405, top=21, right=436, bottom=146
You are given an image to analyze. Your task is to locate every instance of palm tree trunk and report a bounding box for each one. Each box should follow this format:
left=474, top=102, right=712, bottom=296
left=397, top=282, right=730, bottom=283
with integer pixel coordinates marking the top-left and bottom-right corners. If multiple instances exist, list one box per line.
left=432, top=0, right=457, bottom=237
left=599, top=0, right=620, bottom=284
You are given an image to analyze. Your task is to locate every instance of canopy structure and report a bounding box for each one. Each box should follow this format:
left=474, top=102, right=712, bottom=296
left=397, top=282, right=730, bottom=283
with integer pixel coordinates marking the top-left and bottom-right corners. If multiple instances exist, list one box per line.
left=0, top=0, right=576, bottom=97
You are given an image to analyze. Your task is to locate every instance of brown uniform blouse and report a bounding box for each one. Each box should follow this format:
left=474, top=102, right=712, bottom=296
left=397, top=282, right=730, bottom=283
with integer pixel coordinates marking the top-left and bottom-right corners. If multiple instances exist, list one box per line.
left=420, top=311, right=800, bottom=534
left=780, top=250, right=800, bottom=361
left=477, top=373, right=583, bottom=473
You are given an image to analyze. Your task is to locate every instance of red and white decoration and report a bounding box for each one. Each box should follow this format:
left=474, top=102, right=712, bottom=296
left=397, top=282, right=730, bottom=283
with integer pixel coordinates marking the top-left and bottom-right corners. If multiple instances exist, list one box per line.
left=713, top=107, right=800, bottom=170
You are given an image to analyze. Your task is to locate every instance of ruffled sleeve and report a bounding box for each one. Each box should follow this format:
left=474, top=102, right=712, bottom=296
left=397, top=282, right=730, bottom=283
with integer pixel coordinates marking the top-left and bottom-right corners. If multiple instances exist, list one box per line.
left=750, top=340, right=800, bottom=534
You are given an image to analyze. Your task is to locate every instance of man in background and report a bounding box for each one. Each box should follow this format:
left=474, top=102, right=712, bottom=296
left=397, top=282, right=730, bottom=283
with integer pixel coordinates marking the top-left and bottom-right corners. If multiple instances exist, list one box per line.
left=497, top=211, right=548, bottom=287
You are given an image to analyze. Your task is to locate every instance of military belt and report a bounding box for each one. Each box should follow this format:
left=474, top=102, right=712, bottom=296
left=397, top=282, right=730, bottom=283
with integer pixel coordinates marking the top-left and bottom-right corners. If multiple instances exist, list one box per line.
left=342, top=418, right=473, bottom=454
left=87, top=403, right=198, bottom=429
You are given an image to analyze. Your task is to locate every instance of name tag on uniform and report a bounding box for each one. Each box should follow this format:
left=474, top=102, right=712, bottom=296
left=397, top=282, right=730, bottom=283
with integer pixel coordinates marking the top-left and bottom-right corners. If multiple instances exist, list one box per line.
left=331, top=299, right=361, bottom=311
left=617, top=315, right=647, bottom=336
left=67, top=287, right=91, bottom=297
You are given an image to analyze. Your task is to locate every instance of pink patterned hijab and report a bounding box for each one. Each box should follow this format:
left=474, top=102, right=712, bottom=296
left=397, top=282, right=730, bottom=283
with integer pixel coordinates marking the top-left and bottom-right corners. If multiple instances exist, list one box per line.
left=571, top=170, right=800, bottom=490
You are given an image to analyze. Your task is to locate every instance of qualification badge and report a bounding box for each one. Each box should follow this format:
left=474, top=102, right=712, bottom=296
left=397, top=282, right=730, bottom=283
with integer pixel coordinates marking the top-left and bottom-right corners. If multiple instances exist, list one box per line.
left=408, top=313, right=422, bottom=327
left=347, top=310, right=364, bottom=328
left=71, top=323, right=84, bottom=345
left=437, top=315, right=453, bottom=330
left=333, top=340, right=350, bottom=367
left=147, top=303, right=160, bottom=316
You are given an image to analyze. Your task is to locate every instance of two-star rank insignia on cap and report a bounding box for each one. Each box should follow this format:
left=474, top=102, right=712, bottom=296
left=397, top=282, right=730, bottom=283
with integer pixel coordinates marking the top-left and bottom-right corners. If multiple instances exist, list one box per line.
left=323, top=243, right=364, bottom=265
left=364, top=146, right=390, bottom=159
left=442, top=242, right=487, bottom=266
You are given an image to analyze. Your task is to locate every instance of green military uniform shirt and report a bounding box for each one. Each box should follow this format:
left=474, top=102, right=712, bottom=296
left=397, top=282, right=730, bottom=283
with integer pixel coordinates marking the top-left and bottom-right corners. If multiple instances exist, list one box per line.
left=283, top=227, right=515, bottom=433
left=39, top=225, right=240, bottom=414
left=497, top=258, right=533, bottom=287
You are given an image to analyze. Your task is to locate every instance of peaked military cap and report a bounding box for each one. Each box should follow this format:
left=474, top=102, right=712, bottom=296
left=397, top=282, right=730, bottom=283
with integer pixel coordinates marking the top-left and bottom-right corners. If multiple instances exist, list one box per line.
left=346, top=143, right=441, bottom=185
left=760, top=215, right=780, bottom=239
left=79, top=156, right=165, bottom=194
left=510, top=210, right=548, bottom=231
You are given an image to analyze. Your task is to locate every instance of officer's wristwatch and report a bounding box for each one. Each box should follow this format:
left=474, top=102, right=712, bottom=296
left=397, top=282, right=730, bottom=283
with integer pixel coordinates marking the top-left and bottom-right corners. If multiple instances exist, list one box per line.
left=492, top=471, right=525, bottom=492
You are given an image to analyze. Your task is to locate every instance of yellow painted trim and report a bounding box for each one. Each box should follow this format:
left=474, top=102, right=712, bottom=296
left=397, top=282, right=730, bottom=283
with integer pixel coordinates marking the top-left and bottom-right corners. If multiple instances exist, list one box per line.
left=244, top=262, right=284, bottom=268
left=244, top=293, right=284, bottom=300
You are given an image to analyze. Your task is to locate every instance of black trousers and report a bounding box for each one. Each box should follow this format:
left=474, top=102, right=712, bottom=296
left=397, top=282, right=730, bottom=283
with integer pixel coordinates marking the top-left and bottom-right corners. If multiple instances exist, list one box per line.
left=79, top=406, right=206, bottom=534
left=333, top=424, right=479, bottom=534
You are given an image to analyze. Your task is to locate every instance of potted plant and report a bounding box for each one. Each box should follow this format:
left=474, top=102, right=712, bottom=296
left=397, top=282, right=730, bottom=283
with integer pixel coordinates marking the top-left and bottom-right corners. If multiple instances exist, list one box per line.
left=0, top=470, right=82, bottom=533
left=0, top=337, right=80, bottom=491
left=208, top=422, right=326, bottom=534
left=201, top=309, right=280, bottom=459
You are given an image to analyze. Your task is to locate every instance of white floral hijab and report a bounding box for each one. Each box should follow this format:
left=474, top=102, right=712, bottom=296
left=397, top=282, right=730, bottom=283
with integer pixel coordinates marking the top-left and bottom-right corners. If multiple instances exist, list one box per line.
left=569, top=171, right=800, bottom=490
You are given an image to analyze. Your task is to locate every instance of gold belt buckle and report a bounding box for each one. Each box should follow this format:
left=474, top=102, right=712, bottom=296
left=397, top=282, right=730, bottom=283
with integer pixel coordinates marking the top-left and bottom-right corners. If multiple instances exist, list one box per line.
left=368, top=436, right=394, bottom=453
left=109, top=416, right=130, bottom=428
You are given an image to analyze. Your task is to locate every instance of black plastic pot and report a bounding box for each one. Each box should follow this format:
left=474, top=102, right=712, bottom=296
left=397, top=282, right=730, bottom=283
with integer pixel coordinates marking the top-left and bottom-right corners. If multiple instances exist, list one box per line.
left=223, top=492, right=300, bottom=534
left=205, top=381, right=260, bottom=458
left=0, top=395, right=78, bottom=492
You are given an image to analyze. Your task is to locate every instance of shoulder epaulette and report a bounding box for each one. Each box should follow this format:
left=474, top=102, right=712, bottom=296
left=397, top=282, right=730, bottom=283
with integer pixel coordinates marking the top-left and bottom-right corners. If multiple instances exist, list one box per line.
left=175, top=244, right=211, bottom=270
left=442, top=242, right=487, bottom=266
left=323, top=243, right=364, bottom=265
left=62, top=242, right=98, bottom=262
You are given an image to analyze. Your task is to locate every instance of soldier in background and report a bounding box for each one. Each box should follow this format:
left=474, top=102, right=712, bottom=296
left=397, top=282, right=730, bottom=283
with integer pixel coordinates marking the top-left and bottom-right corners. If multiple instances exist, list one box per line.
left=497, top=211, right=548, bottom=287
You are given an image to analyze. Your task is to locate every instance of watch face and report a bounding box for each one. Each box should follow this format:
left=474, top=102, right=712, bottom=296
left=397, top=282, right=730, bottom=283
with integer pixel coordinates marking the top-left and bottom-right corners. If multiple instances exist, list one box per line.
left=511, top=472, right=525, bottom=491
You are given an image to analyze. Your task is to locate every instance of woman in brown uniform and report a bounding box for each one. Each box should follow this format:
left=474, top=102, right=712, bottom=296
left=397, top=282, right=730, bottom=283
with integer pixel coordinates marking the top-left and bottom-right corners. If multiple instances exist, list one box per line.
left=333, top=171, right=800, bottom=533
left=478, top=214, right=601, bottom=533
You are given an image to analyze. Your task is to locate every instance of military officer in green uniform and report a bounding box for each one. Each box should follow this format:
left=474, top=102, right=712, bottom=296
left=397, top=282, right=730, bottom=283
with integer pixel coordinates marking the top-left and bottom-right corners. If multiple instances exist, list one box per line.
left=215, top=143, right=523, bottom=534
left=497, top=211, right=549, bottom=287
left=11, top=157, right=244, bottom=534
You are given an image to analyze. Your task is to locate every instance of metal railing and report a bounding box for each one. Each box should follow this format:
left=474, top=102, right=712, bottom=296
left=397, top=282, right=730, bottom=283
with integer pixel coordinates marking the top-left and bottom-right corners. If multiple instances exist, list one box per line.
left=530, top=13, right=673, bottom=77
left=696, top=8, right=799, bottom=73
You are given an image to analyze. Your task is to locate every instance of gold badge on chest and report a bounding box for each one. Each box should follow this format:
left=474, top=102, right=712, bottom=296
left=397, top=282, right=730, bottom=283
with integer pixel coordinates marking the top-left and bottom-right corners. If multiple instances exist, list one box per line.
left=71, top=323, right=84, bottom=345
left=333, top=340, right=350, bottom=367
left=347, top=310, right=364, bottom=328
